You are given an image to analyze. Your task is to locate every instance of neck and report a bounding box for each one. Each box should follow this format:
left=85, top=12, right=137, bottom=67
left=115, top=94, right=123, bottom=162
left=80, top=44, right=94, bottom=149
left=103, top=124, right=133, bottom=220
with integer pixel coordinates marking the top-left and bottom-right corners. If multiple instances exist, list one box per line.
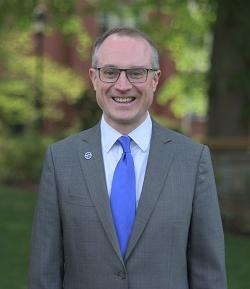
left=103, top=114, right=148, bottom=135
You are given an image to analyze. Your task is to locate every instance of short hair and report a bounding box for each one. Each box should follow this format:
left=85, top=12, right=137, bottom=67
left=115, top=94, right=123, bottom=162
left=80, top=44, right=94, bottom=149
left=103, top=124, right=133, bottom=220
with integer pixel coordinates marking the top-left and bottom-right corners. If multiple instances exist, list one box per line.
left=91, top=27, right=160, bottom=69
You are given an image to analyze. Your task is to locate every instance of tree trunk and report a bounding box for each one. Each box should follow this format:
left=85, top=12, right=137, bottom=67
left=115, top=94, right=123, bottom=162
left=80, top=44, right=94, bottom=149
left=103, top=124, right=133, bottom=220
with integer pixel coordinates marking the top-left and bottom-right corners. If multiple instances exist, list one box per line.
left=208, top=0, right=250, bottom=137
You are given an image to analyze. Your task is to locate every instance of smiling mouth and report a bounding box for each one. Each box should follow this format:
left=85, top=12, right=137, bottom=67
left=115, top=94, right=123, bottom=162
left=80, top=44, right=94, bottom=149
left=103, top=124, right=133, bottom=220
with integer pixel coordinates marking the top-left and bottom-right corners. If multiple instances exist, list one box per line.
left=112, top=97, right=136, bottom=103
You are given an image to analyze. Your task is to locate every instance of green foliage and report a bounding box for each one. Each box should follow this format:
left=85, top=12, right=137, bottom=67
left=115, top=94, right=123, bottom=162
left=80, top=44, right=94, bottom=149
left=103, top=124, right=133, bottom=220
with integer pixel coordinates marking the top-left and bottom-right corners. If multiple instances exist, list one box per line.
left=47, top=0, right=78, bottom=16
left=0, top=0, right=38, bottom=31
left=0, top=0, right=96, bottom=184
left=0, top=30, right=85, bottom=130
left=158, top=72, right=207, bottom=117
left=0, top=132, right=52, bottom=184
left=0, top=0, right=92, bottom=57
left=0, top=0, right=78, bottom=32
left=146, top=0, right=214, bottom=118
left=0, top=30, right=86, bottom=184
left=0, top=0, right=216, bottom=120
left=0, top=0, right=218, bottom=183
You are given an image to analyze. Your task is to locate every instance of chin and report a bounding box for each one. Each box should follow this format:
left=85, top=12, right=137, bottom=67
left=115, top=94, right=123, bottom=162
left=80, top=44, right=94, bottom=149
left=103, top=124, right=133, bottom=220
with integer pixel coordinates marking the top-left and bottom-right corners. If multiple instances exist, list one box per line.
left=116, top=115, right=143, bottom=126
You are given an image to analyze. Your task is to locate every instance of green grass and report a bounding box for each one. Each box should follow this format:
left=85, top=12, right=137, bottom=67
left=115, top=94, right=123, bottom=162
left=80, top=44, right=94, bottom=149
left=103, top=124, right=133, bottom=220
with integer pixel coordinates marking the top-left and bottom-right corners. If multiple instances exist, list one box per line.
left=225, top=233, right=250, bottom=289
left=0, top=185, right=249, bottom=289
left=0, top=185, right=36, bottom=289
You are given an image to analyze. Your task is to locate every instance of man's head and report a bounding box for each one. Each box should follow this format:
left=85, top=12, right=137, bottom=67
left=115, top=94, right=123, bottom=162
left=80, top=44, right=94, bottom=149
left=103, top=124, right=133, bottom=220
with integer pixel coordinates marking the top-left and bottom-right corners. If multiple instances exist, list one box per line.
left=91, top=27, right=160, bottom=70
left=89, top=27, right=161, bottom=134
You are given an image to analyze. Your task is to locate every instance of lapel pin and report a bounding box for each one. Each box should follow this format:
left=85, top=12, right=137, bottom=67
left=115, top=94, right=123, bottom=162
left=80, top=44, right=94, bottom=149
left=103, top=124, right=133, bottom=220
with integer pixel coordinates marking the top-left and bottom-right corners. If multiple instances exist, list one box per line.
left=84, top=152, right=92, bottom=160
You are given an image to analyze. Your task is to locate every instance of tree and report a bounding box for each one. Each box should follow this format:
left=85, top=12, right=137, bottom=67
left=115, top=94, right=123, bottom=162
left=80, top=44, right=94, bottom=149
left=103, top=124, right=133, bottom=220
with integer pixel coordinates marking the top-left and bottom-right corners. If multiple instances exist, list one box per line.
left=155, top=0, right=215, bottom=118
left=208, top=0, right=250, bottom=137
left=0, top=1, right=77, bottom=31
left=0, top=0, right=214, bottom=121
left=0, top=30, right=85, bottom=132
left=0, top=30, right=86, bottom=183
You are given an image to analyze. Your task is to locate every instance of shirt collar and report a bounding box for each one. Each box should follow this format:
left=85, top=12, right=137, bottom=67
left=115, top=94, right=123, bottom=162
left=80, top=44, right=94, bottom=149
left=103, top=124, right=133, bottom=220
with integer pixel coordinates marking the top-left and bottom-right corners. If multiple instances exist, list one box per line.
left=100, top=113, right=152, bottom=153
left=101, top=116, right=122, bottom=153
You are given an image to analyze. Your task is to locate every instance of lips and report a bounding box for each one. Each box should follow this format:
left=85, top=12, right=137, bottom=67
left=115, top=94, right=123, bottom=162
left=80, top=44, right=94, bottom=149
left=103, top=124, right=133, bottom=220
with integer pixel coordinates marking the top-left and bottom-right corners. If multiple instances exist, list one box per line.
left=112, top=97, right=136, bottom=103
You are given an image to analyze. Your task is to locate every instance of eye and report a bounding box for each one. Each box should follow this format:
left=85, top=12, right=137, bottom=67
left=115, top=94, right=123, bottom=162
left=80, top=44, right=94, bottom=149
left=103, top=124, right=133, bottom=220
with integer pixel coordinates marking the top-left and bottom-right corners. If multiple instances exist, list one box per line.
left=128, top=68, right=146, bottom=79
left=102, top=68, right=119, bottom=78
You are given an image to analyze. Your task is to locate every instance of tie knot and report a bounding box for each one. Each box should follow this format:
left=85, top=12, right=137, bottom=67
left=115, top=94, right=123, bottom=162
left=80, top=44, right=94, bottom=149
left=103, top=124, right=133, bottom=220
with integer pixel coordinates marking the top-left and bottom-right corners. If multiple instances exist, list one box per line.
left=118, top=136, right=131, bottom=153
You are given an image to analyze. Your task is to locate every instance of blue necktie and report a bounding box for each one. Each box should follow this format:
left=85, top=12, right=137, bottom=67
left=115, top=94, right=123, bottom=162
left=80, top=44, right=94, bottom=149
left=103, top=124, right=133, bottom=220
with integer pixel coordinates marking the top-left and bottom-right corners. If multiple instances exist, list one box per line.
left=110, top=136, right=136, bottom=257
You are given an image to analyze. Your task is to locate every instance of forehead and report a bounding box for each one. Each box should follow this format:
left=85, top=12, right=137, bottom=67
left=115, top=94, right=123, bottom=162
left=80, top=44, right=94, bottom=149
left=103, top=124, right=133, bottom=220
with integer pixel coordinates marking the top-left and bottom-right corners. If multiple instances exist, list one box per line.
left=96, top=35, right=152, bottom=67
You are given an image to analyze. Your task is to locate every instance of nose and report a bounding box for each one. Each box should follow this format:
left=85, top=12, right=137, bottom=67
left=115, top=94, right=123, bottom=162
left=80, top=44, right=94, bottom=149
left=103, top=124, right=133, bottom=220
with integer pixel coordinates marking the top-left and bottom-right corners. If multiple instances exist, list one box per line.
left=114, top=71, right=133, bottom=91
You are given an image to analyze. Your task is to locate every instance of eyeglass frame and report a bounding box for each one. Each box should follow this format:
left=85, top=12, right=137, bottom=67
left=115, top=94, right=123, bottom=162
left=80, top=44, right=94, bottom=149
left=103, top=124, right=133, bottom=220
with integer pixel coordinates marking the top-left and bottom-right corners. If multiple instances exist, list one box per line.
left=93, top=66, right=159, bottom=83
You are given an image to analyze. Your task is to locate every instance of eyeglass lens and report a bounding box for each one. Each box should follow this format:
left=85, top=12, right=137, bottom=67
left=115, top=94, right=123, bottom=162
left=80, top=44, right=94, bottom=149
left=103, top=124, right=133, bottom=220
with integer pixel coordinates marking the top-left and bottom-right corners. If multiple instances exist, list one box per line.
left=99, top=67, right=148, bottom=83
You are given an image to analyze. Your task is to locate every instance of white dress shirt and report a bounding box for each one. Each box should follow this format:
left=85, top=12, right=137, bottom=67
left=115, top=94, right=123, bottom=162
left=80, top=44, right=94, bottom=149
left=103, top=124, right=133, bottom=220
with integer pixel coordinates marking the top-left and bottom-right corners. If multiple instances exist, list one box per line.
left=100, top=113, right=152, bottom=208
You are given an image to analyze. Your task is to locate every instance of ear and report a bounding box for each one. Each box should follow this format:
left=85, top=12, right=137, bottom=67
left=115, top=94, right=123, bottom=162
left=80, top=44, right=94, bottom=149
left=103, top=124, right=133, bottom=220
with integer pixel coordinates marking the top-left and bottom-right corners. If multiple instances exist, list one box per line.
left=152, top=70, right=161, bottom=92
left=89, top=68, right=97, bottom=91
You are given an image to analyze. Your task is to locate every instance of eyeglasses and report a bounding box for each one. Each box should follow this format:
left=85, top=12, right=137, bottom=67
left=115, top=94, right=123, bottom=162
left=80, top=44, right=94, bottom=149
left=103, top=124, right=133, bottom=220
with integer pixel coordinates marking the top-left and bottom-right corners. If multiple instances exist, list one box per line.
left=93, top=67, right=158, bottom=83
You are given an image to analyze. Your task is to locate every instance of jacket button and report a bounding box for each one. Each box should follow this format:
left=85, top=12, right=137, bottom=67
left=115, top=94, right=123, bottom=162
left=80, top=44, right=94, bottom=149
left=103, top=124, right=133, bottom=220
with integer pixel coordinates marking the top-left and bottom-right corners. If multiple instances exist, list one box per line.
left=116, top=271, right=126, bottom=279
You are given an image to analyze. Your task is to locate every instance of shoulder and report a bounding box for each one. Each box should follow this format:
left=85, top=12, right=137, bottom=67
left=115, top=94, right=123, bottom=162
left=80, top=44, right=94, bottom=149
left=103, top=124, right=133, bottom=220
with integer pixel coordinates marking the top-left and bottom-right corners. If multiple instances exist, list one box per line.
left=151, top=120, right=213, bottom=176
left=152, top=119, right=207, bottom=161
left=152, top=120, right=203, bottom=149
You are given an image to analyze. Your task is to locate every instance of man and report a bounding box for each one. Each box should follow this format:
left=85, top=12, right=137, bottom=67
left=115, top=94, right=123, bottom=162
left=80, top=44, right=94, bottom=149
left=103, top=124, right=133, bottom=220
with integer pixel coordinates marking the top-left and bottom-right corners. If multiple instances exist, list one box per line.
left=29, top=27, right=227, bottom=289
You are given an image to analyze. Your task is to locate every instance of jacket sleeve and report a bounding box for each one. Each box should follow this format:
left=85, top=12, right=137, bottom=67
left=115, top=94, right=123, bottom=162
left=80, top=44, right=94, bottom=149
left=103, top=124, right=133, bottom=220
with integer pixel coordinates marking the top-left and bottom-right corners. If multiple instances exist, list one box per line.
left=28, top=145, right=64, bottom=289
left=188, top=145, right=228, bottom=289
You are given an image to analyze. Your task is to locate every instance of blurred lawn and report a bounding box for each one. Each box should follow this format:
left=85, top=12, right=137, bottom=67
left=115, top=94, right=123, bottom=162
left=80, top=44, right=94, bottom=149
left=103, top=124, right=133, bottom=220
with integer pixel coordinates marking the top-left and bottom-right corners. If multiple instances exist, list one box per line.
left=0, top=186, right=35, bottom=289
left=0, top=185, right=249, bottom=289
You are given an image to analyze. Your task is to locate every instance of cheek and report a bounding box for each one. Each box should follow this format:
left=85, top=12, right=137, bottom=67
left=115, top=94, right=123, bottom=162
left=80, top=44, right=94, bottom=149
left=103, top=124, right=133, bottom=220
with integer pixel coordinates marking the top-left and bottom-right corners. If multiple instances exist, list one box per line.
left=94, top=86, right=104, bottom=107
left=95, top=85, right=111, bottom=106
left=95, top=84, right=105, bottom=98
left=143, top=85, right=155, bottom=102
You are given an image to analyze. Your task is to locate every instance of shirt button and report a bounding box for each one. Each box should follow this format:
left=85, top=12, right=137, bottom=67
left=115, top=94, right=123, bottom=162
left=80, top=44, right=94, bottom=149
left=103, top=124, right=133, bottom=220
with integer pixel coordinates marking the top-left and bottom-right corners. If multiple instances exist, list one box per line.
left=116, top=271, right=126, bottom=279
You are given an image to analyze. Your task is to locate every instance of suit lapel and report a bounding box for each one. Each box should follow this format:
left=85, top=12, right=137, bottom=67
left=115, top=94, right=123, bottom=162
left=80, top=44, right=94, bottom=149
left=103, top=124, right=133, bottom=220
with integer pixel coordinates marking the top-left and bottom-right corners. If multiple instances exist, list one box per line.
left=77, top=124, right=124, bottom=263
left=77, top=121, right=176, bottom=263
left=125, top=122, right=176, bottom=260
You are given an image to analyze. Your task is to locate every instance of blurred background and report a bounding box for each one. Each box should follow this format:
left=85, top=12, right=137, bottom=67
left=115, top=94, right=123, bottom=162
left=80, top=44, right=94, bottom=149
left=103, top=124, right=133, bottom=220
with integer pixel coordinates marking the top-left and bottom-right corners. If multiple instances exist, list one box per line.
left=0, top=0, right=249, bottom=288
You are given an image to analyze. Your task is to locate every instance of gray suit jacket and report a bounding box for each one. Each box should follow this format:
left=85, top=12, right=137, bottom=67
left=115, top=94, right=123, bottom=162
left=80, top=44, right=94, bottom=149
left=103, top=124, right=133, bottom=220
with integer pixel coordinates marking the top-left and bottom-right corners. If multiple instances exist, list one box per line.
left=29, top=120, right=227, bottom=289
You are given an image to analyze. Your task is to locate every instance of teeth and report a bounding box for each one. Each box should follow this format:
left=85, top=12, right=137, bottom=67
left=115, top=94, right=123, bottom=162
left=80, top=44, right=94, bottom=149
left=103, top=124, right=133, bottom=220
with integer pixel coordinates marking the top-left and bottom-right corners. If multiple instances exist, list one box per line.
left=113, top=97, right=134, bottom=103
